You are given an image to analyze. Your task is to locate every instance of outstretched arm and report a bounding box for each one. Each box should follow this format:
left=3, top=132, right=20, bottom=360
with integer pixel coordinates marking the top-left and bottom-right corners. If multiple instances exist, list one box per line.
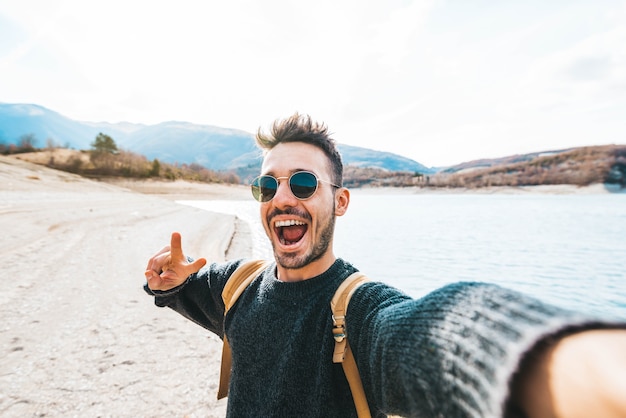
left=510, top=329, right=626, bottom=418
left=144, top=232, right=207, bottom=291
left=347, top=282, right=626, bottom=417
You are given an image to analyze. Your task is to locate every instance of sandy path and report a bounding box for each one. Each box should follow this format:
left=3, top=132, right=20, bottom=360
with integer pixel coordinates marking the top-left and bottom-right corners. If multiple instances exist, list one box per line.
left=0, top=156, right=251, bottom=417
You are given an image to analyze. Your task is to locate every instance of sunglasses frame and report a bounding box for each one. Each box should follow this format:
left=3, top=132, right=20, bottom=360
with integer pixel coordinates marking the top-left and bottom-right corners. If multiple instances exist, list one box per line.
left=251, top=170, right=340, bottom=203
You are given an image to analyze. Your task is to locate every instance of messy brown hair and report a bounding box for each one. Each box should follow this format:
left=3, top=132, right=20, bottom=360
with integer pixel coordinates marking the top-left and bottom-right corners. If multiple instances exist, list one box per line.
left=256, top=113, right=344, bottom=186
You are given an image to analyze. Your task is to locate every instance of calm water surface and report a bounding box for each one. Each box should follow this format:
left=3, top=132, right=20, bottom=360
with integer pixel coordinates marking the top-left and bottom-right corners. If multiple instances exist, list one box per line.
left=180, top=192, right=626, bottom=319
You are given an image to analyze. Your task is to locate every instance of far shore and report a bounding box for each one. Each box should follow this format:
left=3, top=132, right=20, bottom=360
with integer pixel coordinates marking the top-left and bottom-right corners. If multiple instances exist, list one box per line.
left=352, top=183, right=625, bottom=195
left=101, top=177, right=625, bottom=199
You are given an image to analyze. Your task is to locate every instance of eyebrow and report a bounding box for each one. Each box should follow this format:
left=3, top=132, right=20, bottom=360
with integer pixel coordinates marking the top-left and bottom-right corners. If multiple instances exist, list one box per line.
left=262, top=168, right=314, bottom=177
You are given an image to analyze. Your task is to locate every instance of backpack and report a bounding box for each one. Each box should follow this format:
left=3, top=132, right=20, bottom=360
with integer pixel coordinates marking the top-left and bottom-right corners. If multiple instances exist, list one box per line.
left=217, top=260, right=372, bottom=418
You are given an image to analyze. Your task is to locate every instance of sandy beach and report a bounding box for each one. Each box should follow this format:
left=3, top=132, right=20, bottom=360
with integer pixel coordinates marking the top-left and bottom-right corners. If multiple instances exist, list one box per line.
left=1, top=155, right=250, bottom=417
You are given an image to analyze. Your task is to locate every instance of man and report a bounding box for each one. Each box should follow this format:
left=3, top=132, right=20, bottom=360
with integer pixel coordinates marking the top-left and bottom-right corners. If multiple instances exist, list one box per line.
left=145, top=114, right=626, bottom=417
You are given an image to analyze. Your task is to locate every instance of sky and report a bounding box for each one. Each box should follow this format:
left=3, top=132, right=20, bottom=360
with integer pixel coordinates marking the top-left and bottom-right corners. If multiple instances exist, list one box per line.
left=1, top=0, right=625, bottom=167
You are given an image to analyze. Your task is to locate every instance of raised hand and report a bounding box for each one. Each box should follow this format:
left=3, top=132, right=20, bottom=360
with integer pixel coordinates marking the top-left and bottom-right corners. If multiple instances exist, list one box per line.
left=144, top=232, right=207, bottom=291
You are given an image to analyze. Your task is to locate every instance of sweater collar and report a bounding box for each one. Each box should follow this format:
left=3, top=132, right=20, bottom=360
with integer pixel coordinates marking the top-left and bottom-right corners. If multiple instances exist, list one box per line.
left=259, top=258, right=355, bottom=301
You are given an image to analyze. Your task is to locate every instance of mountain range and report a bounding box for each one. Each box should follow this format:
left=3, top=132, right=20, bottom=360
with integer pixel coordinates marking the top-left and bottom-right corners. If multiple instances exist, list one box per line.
left=0, top=103, right=435, bottom=174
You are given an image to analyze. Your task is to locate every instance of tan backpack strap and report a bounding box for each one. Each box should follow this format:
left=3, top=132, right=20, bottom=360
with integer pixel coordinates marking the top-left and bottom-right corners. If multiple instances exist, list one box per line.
left=222, top=260, right=269, bottom=311
left=331, top=272, right=368, bottom=363
left=218, top=260, right=269, bottom=400
left=331, top=272, right=371, bottom=418
left=343, top=343, right=371, bottom=418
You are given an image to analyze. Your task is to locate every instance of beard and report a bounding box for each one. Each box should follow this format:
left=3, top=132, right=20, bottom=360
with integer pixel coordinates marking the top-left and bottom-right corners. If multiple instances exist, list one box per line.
left=272, top=207, right=336, bottom=271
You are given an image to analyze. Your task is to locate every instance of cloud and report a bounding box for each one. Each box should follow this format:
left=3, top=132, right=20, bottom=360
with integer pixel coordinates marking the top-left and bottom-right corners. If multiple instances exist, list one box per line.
left=566, top=56, right=612, bottom=81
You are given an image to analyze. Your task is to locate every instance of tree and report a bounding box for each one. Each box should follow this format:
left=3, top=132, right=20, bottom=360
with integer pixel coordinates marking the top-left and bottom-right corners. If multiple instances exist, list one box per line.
left=149, top=159, right=161, bottom=177
left=91, top=133, right=118, bottom=154
left=90, top=132, right=118, bottom=174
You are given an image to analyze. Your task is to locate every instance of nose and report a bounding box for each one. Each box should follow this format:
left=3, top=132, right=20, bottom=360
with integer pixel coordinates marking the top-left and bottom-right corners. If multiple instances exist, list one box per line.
left=271, top=177, right=298, bottom=208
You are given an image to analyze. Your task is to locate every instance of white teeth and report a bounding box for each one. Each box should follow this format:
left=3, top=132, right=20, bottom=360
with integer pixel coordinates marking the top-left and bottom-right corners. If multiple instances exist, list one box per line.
left=275, top=219, right=305, bottom=228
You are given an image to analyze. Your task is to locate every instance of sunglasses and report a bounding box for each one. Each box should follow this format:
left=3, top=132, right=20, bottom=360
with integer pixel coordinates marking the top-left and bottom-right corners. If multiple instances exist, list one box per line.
left=251, top=171, right=340, bottom=202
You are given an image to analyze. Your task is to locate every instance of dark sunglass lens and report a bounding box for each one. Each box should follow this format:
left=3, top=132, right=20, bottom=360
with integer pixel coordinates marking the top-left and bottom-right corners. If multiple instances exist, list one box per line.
left=290, top=172, right=318, bottom=199
left=252, top=176, right=278, bottom=202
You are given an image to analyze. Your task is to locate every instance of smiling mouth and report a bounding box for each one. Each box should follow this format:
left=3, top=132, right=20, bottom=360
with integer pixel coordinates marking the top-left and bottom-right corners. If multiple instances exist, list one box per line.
left=274, top=219, right=307, bottom=246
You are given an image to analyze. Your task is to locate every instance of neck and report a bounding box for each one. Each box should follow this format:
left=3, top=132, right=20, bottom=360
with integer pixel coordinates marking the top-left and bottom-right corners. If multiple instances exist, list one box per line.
left=275, top=252, right=337, bottom=282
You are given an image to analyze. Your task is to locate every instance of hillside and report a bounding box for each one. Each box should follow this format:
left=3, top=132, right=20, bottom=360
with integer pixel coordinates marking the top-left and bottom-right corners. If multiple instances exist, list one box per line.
left=427, top=145, right=626, bottom=188
left=0, top=103, right=432, bottom=174
left=440, top=149, right=577, bottom=173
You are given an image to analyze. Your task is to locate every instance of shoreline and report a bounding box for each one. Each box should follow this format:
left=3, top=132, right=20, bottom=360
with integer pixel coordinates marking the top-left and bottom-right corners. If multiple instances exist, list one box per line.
left=102, top=176, right=625, bottom=198
left=352, top=183, right=625, bottom=195
left=100, top=178, right=250, bottom=201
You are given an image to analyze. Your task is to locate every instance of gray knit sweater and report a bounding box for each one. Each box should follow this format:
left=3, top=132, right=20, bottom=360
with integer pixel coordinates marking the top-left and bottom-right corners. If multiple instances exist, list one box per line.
left=145, top=258, right=619, bottom=417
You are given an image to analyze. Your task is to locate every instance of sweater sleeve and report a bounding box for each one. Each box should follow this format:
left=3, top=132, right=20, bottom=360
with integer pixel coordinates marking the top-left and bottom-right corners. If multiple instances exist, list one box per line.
left=347, top=281, right=624, bottom=418
left=143, top=260, right=243, bottom=338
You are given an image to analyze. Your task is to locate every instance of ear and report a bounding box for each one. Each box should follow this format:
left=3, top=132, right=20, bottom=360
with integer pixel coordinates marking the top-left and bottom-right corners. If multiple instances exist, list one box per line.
left=334, top=187, right=350, bottom=217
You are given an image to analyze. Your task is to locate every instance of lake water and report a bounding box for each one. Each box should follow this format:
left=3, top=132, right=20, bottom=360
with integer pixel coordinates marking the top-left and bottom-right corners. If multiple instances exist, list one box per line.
left=179, top=191, right=626, bottom=319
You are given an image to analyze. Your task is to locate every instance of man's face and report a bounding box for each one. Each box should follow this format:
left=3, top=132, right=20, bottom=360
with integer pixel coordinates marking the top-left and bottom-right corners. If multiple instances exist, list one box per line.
left=259, top=142, right=346, bottom=272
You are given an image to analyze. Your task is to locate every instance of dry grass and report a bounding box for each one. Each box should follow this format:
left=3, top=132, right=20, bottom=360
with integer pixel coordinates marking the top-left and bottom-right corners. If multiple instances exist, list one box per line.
left=11, top=148, right=240, bottom=184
